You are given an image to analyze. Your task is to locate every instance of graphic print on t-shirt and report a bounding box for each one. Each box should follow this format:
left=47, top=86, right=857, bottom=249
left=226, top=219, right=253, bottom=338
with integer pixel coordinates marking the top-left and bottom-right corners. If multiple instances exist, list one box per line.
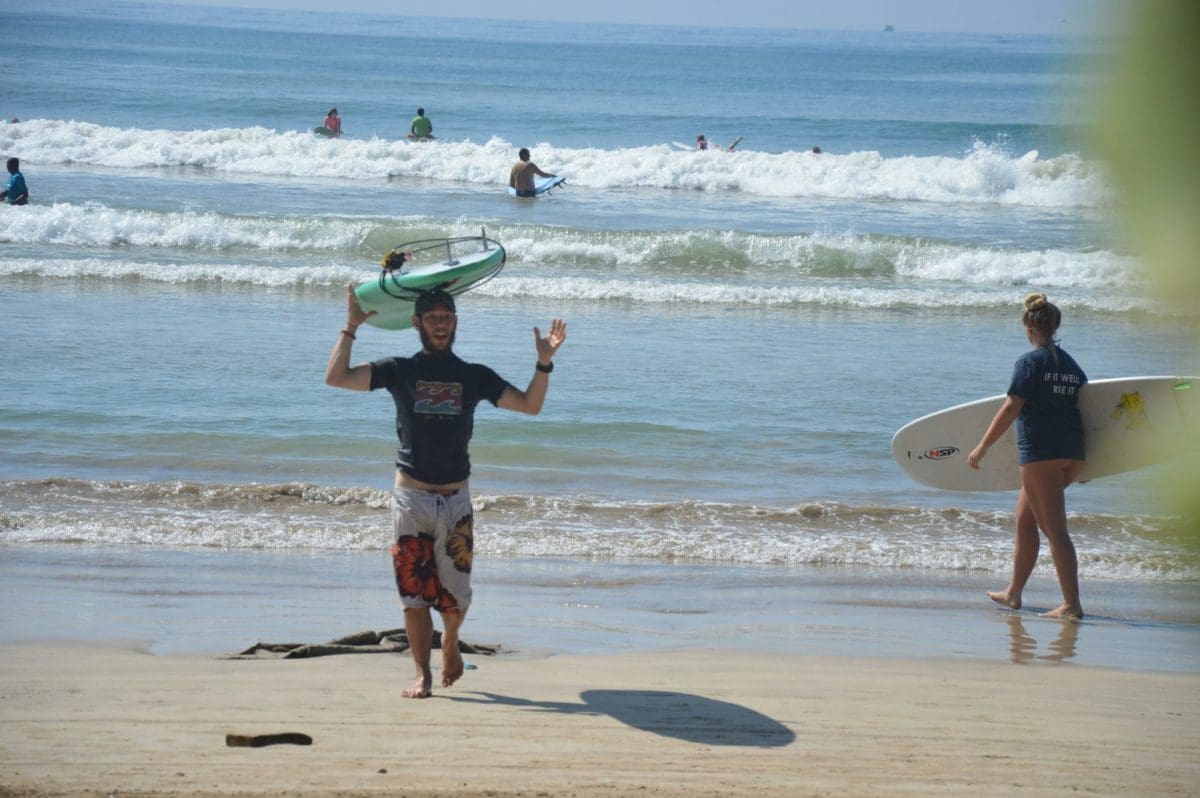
left=1043, top=369, right=1083, bottom=397
left=414, top=380, right=462, bottom=415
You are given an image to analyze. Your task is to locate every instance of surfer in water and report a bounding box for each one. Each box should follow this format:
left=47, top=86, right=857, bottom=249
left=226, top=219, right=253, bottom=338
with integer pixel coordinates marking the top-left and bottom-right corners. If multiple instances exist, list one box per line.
left=509, top=148, right=556, bottom=197
left=323, top=108, right=342, bottom=137
left=696, top=134, right=741, bottom=151
left=967, top=293, right=1087, bottom=620
left=407, top=107, right=433, bottom=140
left=325, top=287, right=566, bottom=698
left=1, top=157, right=28, bottom=205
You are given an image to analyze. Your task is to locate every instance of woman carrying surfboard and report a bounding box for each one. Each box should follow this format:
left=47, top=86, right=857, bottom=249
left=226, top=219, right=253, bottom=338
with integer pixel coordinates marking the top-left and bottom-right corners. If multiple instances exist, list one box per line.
left=967, top=293, right=1087, bottom=620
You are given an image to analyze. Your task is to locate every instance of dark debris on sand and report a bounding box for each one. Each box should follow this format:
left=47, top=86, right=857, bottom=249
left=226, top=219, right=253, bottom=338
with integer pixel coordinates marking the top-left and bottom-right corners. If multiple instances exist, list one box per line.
left=225, top=628, right=505, bottom=659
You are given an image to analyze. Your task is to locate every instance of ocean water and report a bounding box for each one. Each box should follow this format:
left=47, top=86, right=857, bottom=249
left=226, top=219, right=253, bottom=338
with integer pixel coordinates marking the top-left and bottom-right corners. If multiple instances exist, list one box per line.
left=2, top=1, right=1198, bottom=663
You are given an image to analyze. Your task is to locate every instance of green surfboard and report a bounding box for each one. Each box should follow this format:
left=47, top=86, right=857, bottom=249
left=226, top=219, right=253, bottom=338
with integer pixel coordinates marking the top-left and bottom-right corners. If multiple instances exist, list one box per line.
left=354, top=233, right=506, bottom=330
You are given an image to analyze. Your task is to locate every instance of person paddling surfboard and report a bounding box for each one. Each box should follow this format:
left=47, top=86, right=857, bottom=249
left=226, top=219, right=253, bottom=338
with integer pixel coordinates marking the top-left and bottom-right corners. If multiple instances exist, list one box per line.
left=696, top=134, right=742, bottom=151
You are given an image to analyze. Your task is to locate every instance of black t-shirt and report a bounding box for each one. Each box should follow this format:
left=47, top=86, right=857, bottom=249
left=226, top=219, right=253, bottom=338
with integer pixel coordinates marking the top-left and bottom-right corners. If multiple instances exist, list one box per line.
left=1007, top=344, right=1087, bottom=464
left=370, top=351, right=511, bottom=484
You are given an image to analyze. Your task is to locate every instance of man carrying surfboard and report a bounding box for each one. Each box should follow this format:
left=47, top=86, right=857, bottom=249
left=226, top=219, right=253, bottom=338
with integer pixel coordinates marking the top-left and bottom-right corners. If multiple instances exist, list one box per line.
left=509, top=147, right=556, bottom=197
left=967, top=293, right=1087, bottom=620
left=325, top=287, right=566, bottom=698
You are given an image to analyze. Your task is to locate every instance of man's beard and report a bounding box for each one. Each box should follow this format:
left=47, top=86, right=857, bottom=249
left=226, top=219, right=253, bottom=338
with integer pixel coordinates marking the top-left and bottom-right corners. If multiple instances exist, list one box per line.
left=418, top=325, right=455, bottom=353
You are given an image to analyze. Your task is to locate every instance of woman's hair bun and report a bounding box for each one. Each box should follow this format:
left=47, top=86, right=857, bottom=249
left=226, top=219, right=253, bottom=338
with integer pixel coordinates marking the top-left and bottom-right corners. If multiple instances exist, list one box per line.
left=1024, top=292, right=1048, bottom=311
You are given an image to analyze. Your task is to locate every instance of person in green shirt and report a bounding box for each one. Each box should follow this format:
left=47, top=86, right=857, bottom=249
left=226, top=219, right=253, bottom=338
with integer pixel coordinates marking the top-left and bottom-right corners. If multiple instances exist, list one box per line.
left=408, top=107, right=434, bottom=140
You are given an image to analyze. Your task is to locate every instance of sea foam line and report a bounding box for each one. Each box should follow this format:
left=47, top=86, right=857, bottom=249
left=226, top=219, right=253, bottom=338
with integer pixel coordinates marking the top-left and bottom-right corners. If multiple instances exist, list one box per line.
left=0, top=478, right=1192, bottom=581
left=0, top=256, right=1168, bottom=315
left=0, top=204, right=1146, bottom=290
left=1, top=119, right=1112, bottom=208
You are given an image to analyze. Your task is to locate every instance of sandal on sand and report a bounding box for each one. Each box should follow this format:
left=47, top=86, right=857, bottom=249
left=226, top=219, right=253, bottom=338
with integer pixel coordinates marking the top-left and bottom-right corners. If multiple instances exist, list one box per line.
left=225, top=732, right=313, bottom=747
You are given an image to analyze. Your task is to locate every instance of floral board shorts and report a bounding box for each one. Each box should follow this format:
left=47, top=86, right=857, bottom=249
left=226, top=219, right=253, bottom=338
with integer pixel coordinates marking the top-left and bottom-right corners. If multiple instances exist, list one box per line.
left=390, top=485, right=474, bottom=613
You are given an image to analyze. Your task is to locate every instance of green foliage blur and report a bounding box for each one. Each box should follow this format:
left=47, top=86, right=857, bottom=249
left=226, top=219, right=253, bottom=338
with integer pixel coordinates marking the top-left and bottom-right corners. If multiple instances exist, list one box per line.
left=1094, top=1, right=1200, bottom=539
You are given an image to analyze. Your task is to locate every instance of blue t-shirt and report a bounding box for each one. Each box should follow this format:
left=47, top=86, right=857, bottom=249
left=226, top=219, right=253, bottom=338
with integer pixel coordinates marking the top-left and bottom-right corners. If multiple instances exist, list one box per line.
left=370, top=351, right=511, bottom=484
left=5, top=171, right=27, bottom=204
left=1006, top=344, right=1087, bottom=464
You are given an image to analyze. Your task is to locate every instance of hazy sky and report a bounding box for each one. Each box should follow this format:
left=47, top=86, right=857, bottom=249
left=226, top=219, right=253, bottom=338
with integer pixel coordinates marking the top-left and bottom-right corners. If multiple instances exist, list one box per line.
left=147, top=0, right=1128, bottom=35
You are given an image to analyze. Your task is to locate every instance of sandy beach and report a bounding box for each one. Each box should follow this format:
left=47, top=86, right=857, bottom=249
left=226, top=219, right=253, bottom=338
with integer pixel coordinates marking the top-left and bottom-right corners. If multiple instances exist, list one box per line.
left=4, top=5, right=1200, bottom=797
left=1, top=642, right=1197, bottom=797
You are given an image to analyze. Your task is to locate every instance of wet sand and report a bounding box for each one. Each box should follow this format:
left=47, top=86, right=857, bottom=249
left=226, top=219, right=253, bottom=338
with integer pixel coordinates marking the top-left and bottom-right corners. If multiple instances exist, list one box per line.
left=3, top=547, right=1199, bottom=671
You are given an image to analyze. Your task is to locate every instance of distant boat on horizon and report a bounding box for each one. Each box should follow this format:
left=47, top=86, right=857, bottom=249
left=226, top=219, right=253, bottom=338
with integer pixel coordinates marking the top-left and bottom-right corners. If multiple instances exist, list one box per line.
left=884, top=24, right=895, bottom=32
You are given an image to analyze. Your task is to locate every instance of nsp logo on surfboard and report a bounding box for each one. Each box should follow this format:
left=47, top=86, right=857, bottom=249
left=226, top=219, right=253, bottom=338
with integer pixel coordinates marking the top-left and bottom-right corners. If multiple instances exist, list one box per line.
left=913, top=446, right=959, bottom=461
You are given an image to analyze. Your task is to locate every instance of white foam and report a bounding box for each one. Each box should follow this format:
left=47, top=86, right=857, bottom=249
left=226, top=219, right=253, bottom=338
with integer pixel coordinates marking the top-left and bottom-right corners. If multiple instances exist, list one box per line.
left=504, top=227, right=1145, bottom=287
left=3, top=485, right=1191, bottom=581
left=0, top=255, right=365, bottom=286
left=0, top=201, right=1145, bottom=287
left=0, top=255, right=1166, bottom=315
left=889, top=242, right=1140, bottom=289
left=0, top=201, right=372, bottom=250
left=2, top=119, right=1111, bottom=208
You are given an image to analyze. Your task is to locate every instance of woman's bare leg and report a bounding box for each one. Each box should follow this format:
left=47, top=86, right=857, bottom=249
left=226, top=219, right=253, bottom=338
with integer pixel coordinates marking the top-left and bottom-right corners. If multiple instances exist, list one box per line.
left=1020, top=459, right=1085, bottom=619
left=988, top=488, right=1040, bottom=610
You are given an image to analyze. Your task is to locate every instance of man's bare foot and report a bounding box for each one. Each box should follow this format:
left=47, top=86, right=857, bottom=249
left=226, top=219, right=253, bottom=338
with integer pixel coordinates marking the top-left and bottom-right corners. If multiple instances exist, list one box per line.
left=1043, top=604, right=1083, bottom=621
left=401, top=676, right=432, bottom=698
left=987, top=589, right=1021, bottom=610
left=441, top=644, right=464, bottom=688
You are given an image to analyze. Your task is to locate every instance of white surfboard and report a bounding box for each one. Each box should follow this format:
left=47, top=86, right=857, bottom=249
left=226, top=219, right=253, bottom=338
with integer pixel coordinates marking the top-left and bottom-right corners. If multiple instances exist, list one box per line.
left=507, top=175, right=566, bottom=197
left=892, top=376, right=1200, bottom=492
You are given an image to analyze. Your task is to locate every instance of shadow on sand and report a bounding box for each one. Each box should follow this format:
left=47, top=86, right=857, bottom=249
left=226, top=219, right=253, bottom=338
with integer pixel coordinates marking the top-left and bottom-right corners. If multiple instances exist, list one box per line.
left=448, top=689, right=795, bottom=747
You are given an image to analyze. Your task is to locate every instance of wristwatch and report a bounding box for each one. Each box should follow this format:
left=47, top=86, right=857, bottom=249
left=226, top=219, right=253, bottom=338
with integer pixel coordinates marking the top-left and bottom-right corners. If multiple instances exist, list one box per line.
left=536, top=361, right=554, bottom=374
